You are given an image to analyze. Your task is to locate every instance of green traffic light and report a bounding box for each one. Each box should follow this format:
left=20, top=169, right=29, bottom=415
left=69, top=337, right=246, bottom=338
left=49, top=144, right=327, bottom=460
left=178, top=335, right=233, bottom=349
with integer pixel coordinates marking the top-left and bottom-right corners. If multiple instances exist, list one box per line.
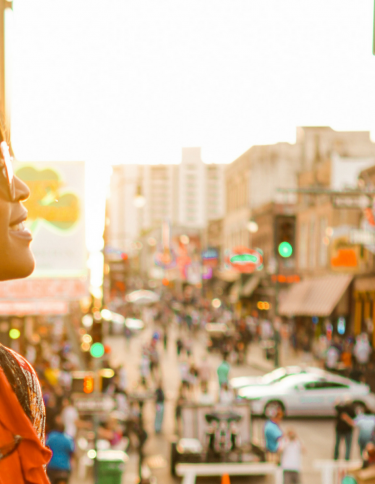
left=90, top=342, right=104, bottom=358
left=278, top=241, right=293, bottom=258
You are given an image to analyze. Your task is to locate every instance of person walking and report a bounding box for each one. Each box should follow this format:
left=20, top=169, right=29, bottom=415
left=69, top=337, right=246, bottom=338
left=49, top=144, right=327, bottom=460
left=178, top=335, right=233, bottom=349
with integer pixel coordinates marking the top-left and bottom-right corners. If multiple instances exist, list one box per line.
left=264, top=408, right=284, bottom=462
left=176, top=338, right=184, bottom=357
left=280, top=428, right=305, bottom=484
left=199, top=356, right=211, bottom=392
left=163, top=328, right=168, bottom=351
left=333, top=398, right=355, bottom=460
left=217, top=354, right=231, bottom=388
left=154, top=382, right=165, bottom=434
left=46, top=416, right=75, bottom=484
left=341, top=407, right=375, bottom=455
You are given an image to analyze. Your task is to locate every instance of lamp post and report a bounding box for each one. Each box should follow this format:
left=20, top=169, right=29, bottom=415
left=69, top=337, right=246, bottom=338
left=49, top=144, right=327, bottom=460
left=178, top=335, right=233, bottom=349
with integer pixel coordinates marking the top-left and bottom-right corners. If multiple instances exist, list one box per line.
left=0, top=1, right=12, bottom=140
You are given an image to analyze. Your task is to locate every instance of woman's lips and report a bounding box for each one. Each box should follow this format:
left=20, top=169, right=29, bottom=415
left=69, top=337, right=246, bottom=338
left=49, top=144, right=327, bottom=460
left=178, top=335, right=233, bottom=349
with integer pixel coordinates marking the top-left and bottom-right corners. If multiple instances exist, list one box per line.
left=9, top=221, right=32, bottom=240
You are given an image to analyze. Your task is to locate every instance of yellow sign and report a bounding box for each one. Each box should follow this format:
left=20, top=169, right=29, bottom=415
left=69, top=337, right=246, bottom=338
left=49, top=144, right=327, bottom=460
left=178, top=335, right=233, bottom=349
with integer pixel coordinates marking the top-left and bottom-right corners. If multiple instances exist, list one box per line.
left=16, top=166, right=79, bottom=231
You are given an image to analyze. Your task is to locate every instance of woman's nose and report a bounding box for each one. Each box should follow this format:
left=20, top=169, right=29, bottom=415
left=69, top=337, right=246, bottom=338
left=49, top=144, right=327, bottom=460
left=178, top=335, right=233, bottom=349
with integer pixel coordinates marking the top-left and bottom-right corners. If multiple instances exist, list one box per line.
left=13, top=175, right=30, bottom=202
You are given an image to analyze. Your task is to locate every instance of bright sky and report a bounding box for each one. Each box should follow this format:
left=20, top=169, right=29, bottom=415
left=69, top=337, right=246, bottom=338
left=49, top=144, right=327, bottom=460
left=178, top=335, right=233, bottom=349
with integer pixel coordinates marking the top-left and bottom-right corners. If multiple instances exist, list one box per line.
left=7, top=0, right=375, bottom=269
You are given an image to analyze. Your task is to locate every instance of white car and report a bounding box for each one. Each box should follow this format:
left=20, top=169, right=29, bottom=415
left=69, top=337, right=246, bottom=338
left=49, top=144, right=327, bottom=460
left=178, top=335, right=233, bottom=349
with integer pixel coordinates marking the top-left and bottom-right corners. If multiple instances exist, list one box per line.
left=238, top=372, right=375, bottom=418
left=230, top=366, right=318, bottom=393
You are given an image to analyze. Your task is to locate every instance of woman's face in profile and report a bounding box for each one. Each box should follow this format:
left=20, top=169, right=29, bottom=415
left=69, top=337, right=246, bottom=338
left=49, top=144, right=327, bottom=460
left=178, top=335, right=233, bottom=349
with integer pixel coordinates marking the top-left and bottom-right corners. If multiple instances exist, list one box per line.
left=0, top=171, right=35, bottom=281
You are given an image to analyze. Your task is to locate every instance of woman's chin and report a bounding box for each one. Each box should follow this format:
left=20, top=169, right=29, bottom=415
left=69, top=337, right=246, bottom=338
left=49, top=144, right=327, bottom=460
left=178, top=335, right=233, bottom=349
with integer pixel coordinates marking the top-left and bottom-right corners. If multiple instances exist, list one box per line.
left=0, top=252, right=35, bottom=281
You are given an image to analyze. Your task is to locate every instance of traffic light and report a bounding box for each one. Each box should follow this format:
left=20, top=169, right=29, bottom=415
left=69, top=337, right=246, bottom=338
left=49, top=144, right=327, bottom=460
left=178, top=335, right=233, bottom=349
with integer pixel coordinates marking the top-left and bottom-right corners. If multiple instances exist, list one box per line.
left=274, top=215, right=296, bottom=262
left=71, top=371, right=95, bottom=394
left=83, top=375, right=94, bottom=394
left=91, top=321, right=103, bottom=344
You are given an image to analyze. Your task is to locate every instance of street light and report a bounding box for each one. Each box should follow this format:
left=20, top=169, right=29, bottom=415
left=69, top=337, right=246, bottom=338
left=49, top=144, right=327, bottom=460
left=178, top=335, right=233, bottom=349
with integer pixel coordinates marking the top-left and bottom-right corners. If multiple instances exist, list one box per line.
left=134, top=185, right=146, bottom=208
left=246, top=220, right=259, bottom=233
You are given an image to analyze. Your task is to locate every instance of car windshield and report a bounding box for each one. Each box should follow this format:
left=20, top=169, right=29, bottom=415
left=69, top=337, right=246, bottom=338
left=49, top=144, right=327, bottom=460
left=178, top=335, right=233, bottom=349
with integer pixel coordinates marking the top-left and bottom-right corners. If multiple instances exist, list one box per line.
left=262, top=368, right=287, bottom=384
left=261, top=366, right=301, bottom=385
left=273, top=374, right=321, bottom=388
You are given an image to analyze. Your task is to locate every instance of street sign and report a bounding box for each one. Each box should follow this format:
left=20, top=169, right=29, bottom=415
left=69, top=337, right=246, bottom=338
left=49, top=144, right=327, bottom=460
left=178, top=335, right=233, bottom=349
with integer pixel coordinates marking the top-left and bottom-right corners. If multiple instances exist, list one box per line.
left=332, top=195, right=372, bottom=209
left=349, top=229, right=375, bottom=245
left=74, top=395, right=115, bottom=414
left=227, top=247, right=263, bottom=273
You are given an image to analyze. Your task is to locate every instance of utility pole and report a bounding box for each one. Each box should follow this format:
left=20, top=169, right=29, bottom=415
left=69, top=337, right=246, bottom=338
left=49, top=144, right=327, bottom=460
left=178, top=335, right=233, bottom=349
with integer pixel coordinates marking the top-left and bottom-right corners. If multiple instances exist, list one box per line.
left=0, top=0, right=12, bottom=136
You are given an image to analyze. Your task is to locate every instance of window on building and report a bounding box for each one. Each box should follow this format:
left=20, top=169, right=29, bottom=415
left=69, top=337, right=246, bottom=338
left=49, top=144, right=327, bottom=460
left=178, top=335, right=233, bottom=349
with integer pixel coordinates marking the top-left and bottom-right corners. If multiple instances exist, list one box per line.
left=299, top=222, right=308, bottom=269
left=309, top=217, right=316, bottom=268
left=319, top=217, right=328, bottom=267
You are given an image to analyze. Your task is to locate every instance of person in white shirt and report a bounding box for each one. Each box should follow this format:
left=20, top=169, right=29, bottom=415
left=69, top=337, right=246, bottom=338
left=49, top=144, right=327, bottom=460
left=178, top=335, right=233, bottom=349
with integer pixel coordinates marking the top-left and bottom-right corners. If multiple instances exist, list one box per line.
left=280, top=428, right=305, bottom=484
left=61, top=397, right=79, bottom=439
left=354, top=333, right=372, bottom=366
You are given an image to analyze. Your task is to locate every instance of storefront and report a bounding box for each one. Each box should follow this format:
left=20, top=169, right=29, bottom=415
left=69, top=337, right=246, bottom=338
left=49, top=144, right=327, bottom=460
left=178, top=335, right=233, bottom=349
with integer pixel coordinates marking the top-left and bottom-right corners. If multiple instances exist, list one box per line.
left=279, top=274, right=353, bottom=344
left=353, top=276, right=375, bottom=344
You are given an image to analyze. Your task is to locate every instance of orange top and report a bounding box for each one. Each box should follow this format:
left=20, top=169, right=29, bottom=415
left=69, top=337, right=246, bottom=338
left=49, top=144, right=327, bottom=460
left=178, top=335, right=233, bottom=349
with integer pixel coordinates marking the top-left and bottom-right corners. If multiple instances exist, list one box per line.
left=341, top=351, right=352, bottom=368
left=0, top=365, right=51, bottom=483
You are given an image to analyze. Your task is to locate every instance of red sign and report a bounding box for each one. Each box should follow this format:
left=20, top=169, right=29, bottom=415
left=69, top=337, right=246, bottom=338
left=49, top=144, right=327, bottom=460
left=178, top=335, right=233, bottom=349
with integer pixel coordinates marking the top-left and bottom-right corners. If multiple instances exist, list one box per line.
left=226, top=246, right=263, bottom=273
left=0, top=278, right=88, bottom=300
left=0, top=301, right=68, bottom=315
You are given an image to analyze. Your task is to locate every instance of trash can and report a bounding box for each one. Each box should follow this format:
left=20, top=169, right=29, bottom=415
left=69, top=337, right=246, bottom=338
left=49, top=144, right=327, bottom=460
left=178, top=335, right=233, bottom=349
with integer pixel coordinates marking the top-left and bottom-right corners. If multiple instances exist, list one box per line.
left=97, top=449, right=128, bottom=484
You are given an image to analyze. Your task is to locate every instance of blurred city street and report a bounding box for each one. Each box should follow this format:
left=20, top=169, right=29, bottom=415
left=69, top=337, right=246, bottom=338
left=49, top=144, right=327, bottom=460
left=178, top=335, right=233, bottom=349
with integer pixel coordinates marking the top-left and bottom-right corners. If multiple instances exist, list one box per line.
left=66, top=320, right=362, bottom=484
left=1, top=3, right=375, bottom=484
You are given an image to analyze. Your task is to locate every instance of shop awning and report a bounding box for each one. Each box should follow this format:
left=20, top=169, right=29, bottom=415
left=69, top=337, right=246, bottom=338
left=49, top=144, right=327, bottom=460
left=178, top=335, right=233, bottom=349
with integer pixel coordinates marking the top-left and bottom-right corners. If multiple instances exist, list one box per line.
left=279, top=274, right=353, bottom=317
left=241, top=275, right=261, bottom=297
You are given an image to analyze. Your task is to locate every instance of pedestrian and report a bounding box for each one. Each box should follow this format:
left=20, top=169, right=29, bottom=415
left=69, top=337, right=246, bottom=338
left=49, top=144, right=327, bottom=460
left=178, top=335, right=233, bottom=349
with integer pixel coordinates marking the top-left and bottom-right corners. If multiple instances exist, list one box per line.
left=163, top=329, right=168, bottom=351
left=149, top=343, right=160, bottom=380
left=333, top=398, right=355, bottom=460
left=264, top=408, right=284, bottom=461
left=185, top=338, right=193, bottom=358
left=280, top=428, right=305, bottom=484
left=325, top=344, right=340, bottom=371
left=176, top=337, right=184, bottom=357
left=179, top=358, right=190, bottom=393
left=140, top=350, right=151, bottom=386
left=175, top=388, right=186, bottom=435
left=199, top=356, right=211, bottom=392
left=354, top=333, right=372, bottom=369
left=341, top=407, right=375, bottom=455
left=46, top=415, right=75, bottom=484
left=61, top=397, right=79, bottom=440
left=217, top=354, right=231, bottom=388
left=154, top=382, right=165, bottom=433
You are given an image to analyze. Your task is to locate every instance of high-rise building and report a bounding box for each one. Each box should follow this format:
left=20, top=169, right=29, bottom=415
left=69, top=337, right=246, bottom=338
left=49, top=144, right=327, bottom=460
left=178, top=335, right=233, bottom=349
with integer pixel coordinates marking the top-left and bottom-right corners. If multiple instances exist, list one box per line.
left=106, top=147, right=226, bottom=253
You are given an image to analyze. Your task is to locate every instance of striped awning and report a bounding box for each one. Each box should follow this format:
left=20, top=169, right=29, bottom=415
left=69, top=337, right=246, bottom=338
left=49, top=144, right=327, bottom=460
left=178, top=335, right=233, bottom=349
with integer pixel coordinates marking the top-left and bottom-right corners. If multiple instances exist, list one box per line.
left=279, top=274, right=353, bottom=317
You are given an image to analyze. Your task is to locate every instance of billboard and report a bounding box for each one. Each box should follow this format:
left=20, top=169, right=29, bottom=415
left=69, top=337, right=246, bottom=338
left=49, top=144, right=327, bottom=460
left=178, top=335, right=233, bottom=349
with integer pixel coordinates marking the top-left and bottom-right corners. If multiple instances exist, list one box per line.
left=15, top=161, right=86, bottom=278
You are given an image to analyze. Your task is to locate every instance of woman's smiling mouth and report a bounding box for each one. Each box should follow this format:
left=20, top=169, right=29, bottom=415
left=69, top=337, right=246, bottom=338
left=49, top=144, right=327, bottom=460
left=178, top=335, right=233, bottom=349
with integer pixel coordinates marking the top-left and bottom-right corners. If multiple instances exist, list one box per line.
left=9, top=213, right=32, bottom=240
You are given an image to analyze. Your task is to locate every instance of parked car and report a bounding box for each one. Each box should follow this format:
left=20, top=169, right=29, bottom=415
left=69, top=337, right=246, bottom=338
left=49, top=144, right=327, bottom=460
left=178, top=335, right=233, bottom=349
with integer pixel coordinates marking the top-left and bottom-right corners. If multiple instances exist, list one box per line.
left=238, top=372, right=375, bottom=417
left=230, top=366, right=319, bottom=394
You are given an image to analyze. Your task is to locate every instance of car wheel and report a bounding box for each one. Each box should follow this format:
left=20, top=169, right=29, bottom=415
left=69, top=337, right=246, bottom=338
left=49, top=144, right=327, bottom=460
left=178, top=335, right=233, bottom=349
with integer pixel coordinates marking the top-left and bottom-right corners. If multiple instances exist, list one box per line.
left=353, top=401, right=366, bottom=416
left=264, top=400, right=284, bottom=419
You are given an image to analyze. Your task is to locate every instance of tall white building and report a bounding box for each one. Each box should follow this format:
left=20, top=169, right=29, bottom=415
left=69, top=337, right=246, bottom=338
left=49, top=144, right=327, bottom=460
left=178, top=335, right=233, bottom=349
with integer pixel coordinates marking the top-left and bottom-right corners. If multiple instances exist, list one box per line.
left=106, top=148, right=226, bottom=252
